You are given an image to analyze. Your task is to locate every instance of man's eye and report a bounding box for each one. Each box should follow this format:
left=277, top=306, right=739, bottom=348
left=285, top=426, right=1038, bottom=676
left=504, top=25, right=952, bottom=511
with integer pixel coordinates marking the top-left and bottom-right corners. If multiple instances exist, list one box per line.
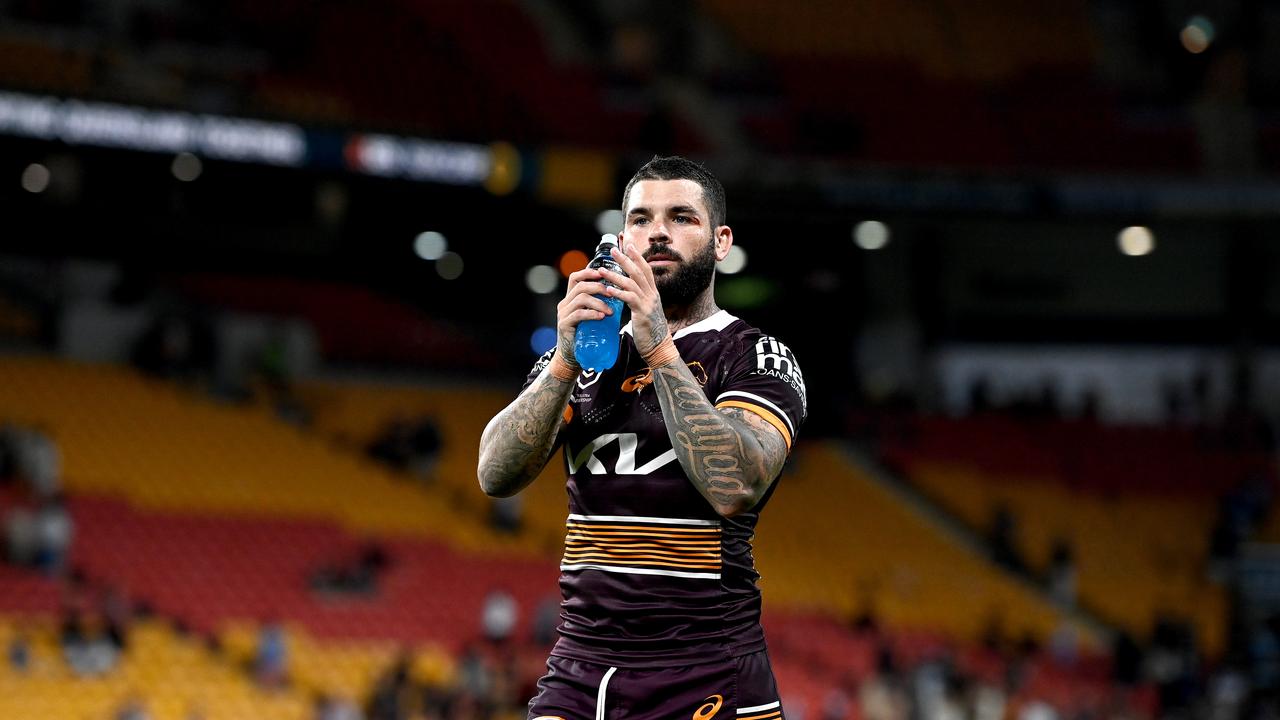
left=674, top=216, right=691, bottom=223
left=632, top=217, right=649, bottom=226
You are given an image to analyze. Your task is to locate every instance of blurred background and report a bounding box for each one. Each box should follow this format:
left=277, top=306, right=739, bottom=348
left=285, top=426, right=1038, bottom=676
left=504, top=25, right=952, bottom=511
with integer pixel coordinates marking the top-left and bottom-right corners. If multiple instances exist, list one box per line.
left=1, top=0, right=1279, bottom=718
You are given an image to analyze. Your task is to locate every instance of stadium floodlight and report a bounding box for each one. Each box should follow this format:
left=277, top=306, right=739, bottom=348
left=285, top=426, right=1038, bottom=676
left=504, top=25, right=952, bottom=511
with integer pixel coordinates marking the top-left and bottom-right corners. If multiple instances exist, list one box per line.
left=436, top=251, right=464, bottom=280
left=21, top=163, right=49, bottom=193
left=171, top=152, right=202, bottom=182
left=1117, top=226, right=1155, bottom=256
left=854, top=220, right=890, bottom=250
left=595, top=209, right=624, bottom=235
left=414, top=231, right=448, bottom=261
left=525, top=265, right=560, bottom=294
left=1181, top=16, right=1214, bottom=54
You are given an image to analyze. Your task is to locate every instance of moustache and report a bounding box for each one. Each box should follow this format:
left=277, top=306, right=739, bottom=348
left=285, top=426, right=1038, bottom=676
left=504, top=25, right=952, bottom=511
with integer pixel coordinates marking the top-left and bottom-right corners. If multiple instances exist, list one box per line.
left=643, top=248, right=683, bottom=262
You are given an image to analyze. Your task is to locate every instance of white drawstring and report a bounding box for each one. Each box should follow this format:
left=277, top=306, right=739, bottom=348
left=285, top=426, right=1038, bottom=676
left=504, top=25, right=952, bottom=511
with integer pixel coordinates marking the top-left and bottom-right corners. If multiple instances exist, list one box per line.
left=596, top=666, right=618, bottom=720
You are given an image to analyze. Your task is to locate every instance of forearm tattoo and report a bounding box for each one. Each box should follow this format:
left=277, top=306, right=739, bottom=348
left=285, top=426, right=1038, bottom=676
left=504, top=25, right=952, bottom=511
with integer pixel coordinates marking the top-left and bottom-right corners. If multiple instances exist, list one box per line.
left=478, top=371, right=573, bottom=497
left=651, top=362, right=789, bottom=515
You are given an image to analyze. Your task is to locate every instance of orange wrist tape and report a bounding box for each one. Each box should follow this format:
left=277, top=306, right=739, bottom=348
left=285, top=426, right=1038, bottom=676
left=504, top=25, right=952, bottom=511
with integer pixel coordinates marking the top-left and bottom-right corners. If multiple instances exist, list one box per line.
left=548, top=353, right=578, bottom=381
left=643, top=335, right=679, bottom=368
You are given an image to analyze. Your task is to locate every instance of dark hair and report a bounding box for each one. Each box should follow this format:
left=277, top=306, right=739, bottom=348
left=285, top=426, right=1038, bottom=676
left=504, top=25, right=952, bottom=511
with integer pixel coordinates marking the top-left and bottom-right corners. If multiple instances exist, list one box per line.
left=621, top=156, right=727, bottom=229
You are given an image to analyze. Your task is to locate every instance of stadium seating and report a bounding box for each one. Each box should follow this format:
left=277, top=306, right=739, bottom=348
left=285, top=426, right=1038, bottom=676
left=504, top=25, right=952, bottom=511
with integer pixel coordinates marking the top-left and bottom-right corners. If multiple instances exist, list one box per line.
left=878, top=416, right=1269, bottom=656
left=755, top=444, right=1084, bottom=646
left=0, top=613, right=312, bottom=720
left=0, top=356, right=1154, bottom=716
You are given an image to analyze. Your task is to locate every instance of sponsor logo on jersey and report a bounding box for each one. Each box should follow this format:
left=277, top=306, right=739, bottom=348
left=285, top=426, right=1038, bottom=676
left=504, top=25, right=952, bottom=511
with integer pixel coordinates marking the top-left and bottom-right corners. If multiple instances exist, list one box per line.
left=693, top=695, right=724, bottom=720
left=621, top=361, right=708, bottom=393
left=752, top=336, right=806, bottom=414
left=567, top=433, right=677, bottom=475
left=576, top=369, right=602, bottom=389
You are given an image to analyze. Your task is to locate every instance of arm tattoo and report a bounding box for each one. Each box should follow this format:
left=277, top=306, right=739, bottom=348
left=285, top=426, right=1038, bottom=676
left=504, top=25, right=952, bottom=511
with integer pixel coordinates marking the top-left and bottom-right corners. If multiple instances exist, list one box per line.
left=477, top=371, right=574, bottom=497
left=650, top=362, right=790, bottom=516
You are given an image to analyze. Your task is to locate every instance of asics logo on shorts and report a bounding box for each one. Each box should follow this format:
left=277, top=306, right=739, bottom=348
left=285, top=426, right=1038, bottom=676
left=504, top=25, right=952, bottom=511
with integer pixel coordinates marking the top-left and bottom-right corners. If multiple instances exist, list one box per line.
left=693, top=694, right=723, bottom=720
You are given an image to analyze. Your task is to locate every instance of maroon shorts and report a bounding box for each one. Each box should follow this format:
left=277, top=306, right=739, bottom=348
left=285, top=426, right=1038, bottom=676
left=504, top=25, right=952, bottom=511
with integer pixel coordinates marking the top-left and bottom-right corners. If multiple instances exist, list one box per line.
left=527, top=649, right=785, bottom=720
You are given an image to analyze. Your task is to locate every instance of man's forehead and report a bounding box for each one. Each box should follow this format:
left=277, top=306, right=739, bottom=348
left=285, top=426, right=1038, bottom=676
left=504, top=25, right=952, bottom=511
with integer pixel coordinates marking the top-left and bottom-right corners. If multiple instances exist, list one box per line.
left=625, top=178, right=708, bottom=215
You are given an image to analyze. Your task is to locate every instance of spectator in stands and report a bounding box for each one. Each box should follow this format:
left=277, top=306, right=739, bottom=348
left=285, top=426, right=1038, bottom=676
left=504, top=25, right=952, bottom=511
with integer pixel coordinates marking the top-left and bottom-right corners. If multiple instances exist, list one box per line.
left=480, top=587, right=517, bottom=646
left=3, top=500, right=37, bottom=567
left=988, top=504, right=1027, bottom=573
left=101, top=584, right=133, bottom=651
left=1148, top=616, right=1200, bottom=715
left=366, top=653, right=418, bottom=720
left=33, top=492, right=73, bottom=576
left=4, top=424, right=61, bottom=498
left=366, top=415, right=442, bottom=485
left=130, top=304, right=217, bottom=385
left=112, top=695, right=152, bottom=720
left=1112, top=630, right=1144, bottom=687
left=314, top=693, right=363, bottom=720
left=250, top=323, right=312, bottom=426
left=456, top=644, right=494, bottom=710
left=309, top=542, right=389, bottom=597
left=860, top=647, right=909, bottom=720
left=7, top=630, right=30, bottom=672
left=1045, top=538, right=1077, bottom=608
left=253, top=620, right=288, bottom=689
left=60, top=604, right=120, bottom=677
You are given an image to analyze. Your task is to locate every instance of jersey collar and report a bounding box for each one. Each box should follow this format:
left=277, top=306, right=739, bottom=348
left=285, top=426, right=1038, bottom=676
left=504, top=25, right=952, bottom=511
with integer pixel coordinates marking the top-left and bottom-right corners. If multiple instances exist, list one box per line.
left=621, top=309, right=737, bottom=339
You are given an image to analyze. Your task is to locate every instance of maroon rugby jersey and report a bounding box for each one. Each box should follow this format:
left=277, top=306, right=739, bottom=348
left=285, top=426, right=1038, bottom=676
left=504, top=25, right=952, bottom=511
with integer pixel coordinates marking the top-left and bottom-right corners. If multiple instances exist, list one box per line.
left=521, top=310, right=807, bottom=666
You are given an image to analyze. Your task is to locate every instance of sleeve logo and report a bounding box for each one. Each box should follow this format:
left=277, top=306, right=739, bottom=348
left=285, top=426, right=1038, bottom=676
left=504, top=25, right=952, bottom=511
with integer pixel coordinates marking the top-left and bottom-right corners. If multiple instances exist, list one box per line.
left=530, top=348, right=555, bottom=375
left=753, top=336, right=807, bottom=414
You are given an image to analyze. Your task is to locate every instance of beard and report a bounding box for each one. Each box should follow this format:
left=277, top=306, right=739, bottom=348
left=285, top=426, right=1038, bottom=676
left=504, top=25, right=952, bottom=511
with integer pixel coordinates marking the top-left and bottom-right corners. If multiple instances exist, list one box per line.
left=649, top=237, right=717, bottom=307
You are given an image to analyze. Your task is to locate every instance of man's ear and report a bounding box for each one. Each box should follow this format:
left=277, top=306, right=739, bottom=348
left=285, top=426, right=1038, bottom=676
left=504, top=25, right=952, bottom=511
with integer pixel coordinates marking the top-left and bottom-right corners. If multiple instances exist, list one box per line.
left=714, top=225, right=733, bottom=262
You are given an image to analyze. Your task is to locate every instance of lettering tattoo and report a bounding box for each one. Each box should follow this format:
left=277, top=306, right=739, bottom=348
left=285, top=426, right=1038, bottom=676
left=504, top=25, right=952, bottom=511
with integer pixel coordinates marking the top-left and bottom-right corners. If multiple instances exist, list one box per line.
left=477, top=366, right=574, bottom=497
left=652, top=362, right=789, bottom=516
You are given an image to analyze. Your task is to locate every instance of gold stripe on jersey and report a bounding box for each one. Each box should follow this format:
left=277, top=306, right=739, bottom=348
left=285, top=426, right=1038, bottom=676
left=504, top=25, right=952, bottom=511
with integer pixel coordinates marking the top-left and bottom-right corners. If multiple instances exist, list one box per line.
left=715, top=400, right=793, bottom=449
left=562, top=517, right=722, bottom=576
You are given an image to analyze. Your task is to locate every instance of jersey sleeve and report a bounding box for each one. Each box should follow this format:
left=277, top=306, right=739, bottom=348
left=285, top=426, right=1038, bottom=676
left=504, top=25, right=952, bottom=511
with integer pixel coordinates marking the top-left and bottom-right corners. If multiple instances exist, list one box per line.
left=520, top=348, right=575, bottom=430
left=521, top=347, right=557, bottom=393
left=714, top=334, right=807, bottom=451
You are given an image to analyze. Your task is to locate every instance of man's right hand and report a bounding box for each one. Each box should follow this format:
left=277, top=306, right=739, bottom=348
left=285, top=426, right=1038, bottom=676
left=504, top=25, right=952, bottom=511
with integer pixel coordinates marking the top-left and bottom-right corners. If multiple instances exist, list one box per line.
left=555, top=267, right=615, bottom=364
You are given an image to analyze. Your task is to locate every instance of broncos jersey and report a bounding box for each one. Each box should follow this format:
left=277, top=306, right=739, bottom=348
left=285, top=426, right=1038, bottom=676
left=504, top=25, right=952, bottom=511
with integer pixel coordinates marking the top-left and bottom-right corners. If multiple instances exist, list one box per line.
left=521, top=310, right=807, bottom=667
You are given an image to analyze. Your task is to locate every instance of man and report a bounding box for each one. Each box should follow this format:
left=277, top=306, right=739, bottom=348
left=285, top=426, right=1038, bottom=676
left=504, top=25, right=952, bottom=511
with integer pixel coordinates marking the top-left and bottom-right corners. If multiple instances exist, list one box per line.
left=478, top=156, right=806, bottom=720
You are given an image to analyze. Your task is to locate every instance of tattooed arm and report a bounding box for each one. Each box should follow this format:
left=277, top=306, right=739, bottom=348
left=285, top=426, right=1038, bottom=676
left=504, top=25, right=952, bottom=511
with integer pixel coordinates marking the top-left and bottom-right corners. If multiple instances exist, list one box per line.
left=649, top=358, right=790, bottom=516
left=478, top=265, right=616, bottom=497
left=477, top=368, right=574, bottom=497
left=601, top=240, right=789, bottom=517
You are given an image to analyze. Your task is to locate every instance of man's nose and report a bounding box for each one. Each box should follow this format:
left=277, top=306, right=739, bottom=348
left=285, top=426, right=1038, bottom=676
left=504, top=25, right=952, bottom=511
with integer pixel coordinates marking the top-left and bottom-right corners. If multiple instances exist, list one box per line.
left=647, top=221, right=671, bottom=242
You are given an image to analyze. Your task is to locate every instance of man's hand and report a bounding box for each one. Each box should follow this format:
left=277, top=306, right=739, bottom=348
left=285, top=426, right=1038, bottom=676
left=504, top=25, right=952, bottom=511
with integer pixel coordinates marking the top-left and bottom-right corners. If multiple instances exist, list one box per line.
left=556, top=267, right=616, bottom=364
left=601, top=243, right=670, bottom=356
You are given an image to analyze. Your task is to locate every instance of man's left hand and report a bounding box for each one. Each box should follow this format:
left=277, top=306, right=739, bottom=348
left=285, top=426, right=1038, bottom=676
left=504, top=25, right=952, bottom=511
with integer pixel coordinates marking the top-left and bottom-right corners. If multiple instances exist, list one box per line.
left=601, top=243, right=670, bottom=357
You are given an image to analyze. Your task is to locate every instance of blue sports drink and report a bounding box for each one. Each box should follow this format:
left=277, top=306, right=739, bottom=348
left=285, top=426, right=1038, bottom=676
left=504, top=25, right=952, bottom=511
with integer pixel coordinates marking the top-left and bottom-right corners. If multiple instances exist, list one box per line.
left=574, top=236, right=628, bottom=371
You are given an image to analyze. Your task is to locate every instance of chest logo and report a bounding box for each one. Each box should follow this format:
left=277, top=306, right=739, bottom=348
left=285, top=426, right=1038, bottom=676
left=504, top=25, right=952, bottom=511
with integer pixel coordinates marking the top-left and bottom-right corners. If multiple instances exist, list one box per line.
left=568, top=433, right=677, bottom=475
left=621, top=361, right=708, bottom=393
